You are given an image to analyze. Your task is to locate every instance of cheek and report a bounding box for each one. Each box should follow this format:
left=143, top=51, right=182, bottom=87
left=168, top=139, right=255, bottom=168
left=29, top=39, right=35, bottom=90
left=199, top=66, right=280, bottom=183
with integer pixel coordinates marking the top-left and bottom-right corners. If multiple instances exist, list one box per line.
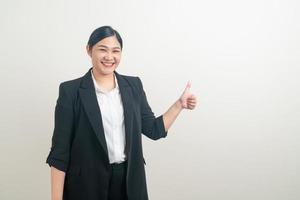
left=91, top=53, right=102, bottom=60
left=91, top=57, right=101, bottom=66
left=92, top=51, right=104, bottom=58
left=116, top=55, right=121, bottom=62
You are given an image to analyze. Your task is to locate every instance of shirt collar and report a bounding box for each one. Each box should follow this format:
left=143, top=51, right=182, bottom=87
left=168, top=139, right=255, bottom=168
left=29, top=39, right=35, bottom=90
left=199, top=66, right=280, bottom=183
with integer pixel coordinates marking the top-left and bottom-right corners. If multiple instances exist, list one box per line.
left=91, top=69, right=119, bottom=94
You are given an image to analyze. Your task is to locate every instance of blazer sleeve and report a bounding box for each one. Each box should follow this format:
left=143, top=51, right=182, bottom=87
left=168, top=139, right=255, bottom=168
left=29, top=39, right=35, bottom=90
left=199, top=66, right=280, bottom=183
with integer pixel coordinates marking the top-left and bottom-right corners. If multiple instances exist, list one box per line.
left=136, top=77, right=168, bottom=140
left=46, top=83, right=74, bottom=172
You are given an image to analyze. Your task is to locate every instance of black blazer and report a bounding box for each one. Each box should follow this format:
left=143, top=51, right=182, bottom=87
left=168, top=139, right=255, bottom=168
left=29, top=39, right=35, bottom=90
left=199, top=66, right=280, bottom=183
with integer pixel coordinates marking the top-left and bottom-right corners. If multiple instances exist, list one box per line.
left=46, top=68, right=168, bottom=200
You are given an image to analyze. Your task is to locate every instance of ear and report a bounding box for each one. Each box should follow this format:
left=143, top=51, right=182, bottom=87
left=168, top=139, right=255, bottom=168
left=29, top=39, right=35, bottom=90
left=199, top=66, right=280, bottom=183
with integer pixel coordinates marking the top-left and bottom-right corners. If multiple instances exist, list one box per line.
left=86, top=45, right=92, bottom=57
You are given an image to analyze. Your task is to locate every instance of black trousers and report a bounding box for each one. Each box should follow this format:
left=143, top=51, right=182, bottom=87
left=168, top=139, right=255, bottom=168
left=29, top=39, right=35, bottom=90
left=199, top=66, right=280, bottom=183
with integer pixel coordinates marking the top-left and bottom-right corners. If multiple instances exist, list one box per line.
left=108, top=160, right=128, bottom=200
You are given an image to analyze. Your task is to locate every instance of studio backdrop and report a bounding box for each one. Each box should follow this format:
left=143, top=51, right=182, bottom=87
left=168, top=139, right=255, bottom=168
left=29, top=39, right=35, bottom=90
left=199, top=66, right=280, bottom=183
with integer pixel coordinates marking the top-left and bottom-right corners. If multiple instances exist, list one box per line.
left=0, top=0, right=299, bottom=199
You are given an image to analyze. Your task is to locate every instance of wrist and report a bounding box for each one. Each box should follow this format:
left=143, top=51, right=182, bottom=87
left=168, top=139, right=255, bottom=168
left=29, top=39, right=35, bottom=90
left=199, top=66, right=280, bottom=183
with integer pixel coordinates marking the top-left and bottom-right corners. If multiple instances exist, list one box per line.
left=175, top=99, right=183, bottom=110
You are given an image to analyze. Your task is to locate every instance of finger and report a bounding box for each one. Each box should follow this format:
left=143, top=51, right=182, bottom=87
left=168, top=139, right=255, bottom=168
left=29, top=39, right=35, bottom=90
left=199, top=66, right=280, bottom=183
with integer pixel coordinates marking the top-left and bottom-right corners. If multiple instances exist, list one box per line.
left=187, top=104, right=195, bottom=110
left=188, top=103, right=196, bottom=107
left=187, top=99, right=197, bottom=103
left=190, top=103, right=196, bottom=108
left=188, top=101, right=196, bottom=106
left=187, top=102, right=197, bottom=106
left=187, top=95, right=196, bottom=100
left=183, top=81, right=191, bottom=94
left=187, top=97, right=197, bottom=101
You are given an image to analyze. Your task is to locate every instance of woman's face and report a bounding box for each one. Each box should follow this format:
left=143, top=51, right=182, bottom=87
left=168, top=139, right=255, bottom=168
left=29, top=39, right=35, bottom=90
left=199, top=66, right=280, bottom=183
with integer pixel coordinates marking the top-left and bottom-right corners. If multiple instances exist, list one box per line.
left=87, top=36, right=122, bottom=76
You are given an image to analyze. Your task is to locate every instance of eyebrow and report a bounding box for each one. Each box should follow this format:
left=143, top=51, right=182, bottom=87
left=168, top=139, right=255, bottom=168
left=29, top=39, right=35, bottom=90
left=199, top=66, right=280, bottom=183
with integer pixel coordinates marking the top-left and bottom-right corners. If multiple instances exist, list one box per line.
left=96, top=45, right=121, bottom=49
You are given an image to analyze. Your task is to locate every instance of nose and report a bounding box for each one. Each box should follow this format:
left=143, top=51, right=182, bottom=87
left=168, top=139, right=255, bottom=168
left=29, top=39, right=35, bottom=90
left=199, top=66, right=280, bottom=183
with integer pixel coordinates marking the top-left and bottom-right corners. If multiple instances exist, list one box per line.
left=104, top=52, right=113, bottom=60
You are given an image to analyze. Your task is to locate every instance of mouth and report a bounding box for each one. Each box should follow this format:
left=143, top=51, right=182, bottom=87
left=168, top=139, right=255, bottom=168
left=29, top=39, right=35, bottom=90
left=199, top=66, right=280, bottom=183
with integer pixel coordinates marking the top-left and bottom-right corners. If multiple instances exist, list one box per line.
left=101, top=62, right=115, bottom=68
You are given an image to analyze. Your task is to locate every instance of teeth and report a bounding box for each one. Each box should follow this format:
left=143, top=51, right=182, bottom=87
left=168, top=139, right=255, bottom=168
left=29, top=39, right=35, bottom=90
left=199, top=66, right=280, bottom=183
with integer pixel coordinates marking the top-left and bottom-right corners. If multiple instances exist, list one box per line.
left=102, top=62, right=114, bottom=66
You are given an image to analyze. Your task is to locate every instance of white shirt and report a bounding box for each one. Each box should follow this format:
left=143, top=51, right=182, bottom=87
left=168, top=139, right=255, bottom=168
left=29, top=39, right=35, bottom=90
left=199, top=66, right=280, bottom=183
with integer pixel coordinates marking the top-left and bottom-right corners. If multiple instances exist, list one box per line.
left=91, top=70, right=126, bottom=164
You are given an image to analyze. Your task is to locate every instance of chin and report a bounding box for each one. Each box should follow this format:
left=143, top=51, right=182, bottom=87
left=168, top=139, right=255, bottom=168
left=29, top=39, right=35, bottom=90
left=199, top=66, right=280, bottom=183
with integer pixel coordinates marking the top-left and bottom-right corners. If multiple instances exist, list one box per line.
left=96, top=67, right=116, bottom=75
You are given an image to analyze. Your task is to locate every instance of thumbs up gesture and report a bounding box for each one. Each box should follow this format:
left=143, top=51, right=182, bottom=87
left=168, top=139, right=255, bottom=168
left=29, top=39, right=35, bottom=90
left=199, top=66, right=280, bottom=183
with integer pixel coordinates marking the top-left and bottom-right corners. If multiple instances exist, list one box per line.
left=179, top=81, right=197, bottom=110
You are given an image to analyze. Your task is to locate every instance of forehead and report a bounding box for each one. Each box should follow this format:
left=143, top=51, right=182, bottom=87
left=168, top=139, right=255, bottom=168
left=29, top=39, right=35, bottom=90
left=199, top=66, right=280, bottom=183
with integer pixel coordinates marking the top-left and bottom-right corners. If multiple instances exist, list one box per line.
left=95, top=36, right=121, bottom=49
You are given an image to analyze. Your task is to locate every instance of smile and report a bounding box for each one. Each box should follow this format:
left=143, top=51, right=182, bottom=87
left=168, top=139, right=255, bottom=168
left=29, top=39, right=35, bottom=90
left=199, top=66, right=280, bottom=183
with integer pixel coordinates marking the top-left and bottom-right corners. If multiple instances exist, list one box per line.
left=101, top=62, right=115, bottom=67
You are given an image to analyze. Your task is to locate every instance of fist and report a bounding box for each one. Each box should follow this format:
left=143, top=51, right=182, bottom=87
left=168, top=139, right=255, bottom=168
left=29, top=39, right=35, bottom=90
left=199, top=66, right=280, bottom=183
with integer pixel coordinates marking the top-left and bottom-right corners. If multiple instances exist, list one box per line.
left=179, top=81, right=197, bottom=110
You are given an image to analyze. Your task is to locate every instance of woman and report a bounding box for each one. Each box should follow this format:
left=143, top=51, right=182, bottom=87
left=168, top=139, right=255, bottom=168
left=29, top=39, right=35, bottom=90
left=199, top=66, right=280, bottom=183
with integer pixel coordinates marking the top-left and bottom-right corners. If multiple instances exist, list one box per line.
left=46, top=26, right=197, bottom=200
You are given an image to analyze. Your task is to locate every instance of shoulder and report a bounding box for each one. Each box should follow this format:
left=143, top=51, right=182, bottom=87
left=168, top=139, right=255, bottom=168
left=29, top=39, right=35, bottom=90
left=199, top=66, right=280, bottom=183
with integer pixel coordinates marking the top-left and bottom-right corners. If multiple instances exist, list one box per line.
left=117, top=72, right=143, bottom=90
left=59, top=76, right=82, bottom=91
left=57, top=76, right=84, bottom=101
left=117, top=72, right=142, bottom=89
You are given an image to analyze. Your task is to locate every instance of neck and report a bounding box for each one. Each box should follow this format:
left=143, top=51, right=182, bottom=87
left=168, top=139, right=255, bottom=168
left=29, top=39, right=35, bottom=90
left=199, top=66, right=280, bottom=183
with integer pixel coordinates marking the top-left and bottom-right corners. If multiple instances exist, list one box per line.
left=92, top=68, right=116, bottom=91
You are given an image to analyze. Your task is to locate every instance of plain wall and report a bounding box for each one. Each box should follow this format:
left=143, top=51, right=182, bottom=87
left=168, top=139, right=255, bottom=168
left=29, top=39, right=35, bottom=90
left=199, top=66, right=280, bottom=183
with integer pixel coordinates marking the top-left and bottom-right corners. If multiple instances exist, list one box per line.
left=0, top=0, right=299, bottom=199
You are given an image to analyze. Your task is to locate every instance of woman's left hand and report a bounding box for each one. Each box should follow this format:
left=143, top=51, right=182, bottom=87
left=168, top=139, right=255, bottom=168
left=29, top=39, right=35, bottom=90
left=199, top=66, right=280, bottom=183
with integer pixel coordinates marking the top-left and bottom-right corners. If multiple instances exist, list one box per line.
left=179, top=81, right=197, bottom=110
left=162, top=81, right=197, bottom=130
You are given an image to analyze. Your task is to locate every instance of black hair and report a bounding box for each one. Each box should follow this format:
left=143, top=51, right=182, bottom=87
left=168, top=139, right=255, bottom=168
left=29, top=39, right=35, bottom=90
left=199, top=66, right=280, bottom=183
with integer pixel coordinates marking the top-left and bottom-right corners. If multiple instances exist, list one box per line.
left=87, top=26, right=123, bottom=50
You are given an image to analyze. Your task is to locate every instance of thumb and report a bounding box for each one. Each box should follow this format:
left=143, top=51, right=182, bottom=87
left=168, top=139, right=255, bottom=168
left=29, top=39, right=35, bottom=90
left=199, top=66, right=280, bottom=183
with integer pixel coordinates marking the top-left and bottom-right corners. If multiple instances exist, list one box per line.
left=183, top=81, right=191, bottom=94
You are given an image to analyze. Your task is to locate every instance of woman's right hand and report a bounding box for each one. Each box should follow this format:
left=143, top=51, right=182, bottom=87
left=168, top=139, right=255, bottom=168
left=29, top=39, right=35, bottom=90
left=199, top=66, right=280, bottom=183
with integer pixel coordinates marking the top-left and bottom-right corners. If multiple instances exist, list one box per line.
left=50, top=166, right=66, bottom=200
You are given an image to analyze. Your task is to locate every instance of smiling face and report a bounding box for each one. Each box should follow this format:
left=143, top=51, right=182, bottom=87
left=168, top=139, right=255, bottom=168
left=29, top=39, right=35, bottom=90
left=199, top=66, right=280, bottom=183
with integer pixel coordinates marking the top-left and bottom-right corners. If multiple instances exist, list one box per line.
left=87, top=35, right=122, bottom=76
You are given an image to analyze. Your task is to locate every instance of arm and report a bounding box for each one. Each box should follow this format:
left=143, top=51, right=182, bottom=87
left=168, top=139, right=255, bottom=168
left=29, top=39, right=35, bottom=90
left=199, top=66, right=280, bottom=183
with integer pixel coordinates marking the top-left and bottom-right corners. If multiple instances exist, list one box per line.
left=137, top=78, right=197, bottom=139
left=137, top=77, right=168, bottom=140
left=162, top=100, right=183, bottom=131
left=46, top=83, right=74, bottom=199
left=50, top=166, right=66, bottom=200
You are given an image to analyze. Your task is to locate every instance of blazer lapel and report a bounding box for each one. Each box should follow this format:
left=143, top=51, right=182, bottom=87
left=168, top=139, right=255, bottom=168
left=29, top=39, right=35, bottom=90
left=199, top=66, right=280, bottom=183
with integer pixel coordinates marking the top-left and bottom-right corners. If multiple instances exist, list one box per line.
left=79, top=68, right=108, bottom=156
left=79, top=68, right=134, bottom=159
left=115, top=71, right=134, bottom=157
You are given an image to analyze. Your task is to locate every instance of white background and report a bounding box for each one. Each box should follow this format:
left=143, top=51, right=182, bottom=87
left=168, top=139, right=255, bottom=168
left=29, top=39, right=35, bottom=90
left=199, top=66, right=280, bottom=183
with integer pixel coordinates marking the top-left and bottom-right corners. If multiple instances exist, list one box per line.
left=0, top=0, right=299, bottom=199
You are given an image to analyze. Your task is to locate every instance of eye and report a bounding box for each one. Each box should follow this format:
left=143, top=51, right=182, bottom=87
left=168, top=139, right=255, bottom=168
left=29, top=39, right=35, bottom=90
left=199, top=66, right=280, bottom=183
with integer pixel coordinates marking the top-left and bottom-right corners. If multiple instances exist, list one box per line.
left=113, top=50, right=120, bottom=53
